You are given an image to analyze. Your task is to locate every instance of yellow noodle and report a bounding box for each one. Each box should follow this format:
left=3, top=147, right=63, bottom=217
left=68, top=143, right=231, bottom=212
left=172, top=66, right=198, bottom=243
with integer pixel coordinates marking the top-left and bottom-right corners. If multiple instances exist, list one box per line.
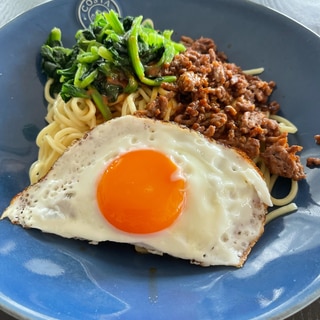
left=270, top=114, right=298, bottom=134
left=121, top=92, right=139, bottom=116
left=242, top=67, right=265, bottom=75
left=44, top=78, right=56, bottom=104
left=270, top=179, right=298, bottom=207
left=108, top=93, right=127, bottom=106
left=138, top=99, right=147, bottom=111
left=54, top=127, right=83, bottom=145
left=163, top=104, right=172, bottom=121
left=45, top=135, right=66, bottom=154
left=29, top=89, right=105, bottom=183
left=150, top=87, right=159, bottom=101
left=266, top=203, right=298, bottom=224
left=158, top=87, right=170, bottom=96
left=138, top=87, right=151, bottom=103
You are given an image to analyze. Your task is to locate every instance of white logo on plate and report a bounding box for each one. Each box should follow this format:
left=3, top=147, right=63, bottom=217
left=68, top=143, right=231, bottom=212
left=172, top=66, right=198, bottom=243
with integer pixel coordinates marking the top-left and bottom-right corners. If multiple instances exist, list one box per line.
left=77, top=0, right=122, bottom=28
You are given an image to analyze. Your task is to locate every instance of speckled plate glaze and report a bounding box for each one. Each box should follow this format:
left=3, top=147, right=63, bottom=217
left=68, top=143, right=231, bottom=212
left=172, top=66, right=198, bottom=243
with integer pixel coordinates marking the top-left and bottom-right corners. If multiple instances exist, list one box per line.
left=0, top=0, right=319, bottom=319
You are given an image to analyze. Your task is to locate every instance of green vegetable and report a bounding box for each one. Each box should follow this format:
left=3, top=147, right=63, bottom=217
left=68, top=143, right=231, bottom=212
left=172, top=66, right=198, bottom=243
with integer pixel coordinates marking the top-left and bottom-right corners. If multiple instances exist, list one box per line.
left=90, top=86, right=112, bottom=120
left=40, top=10, right=185, bottom=119
left=60, top=83, right=89, bottom=100
left=127, top=16, right=177, bottom=86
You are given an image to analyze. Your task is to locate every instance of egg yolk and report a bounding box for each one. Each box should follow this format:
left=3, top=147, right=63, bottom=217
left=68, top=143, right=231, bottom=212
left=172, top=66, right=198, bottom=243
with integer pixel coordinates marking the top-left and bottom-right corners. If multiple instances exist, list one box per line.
left=97, top=149, right=186, bottom=234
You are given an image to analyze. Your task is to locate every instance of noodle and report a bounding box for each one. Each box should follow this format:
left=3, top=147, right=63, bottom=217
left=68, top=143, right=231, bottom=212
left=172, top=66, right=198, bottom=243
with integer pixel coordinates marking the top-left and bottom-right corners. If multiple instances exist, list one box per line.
left=270, top=177, right=298, bottom=207
left=242, top=67, right=265, bottom=75
left=266, top=203, right=298, bottom=224
left=29, top=93, right=105, bottom=183
left=269, top=114, right=298, bottom=134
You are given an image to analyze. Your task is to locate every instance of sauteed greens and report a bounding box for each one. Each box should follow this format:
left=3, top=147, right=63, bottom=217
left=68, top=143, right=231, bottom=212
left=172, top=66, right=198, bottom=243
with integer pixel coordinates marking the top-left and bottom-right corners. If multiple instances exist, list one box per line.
left=40, top=10, right=185, bottom=119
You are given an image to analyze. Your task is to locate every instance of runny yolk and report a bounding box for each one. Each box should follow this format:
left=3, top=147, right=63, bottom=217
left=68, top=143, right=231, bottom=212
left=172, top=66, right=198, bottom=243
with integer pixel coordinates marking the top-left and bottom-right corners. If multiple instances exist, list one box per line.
left=96, top=149, right=186, bottom=234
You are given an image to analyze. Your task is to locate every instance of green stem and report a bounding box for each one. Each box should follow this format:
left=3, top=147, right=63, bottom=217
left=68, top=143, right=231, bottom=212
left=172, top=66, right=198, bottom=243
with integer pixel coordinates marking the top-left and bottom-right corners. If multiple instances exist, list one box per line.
left=128, top=16, right=177, bottom=86
left=104, top=10, right=125, bottom=35
left=89, top=86, right=112, bottom=120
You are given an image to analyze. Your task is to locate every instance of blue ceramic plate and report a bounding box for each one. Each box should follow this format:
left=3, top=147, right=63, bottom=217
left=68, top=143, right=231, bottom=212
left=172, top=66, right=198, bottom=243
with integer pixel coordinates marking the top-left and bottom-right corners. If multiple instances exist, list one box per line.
left=0, top=0, right=319, bottom=319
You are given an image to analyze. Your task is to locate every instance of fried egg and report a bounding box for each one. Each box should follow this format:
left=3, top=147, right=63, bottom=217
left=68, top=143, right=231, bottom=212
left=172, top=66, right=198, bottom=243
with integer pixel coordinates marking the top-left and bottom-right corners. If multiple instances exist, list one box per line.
left=1, top=115, right=272, bottom=267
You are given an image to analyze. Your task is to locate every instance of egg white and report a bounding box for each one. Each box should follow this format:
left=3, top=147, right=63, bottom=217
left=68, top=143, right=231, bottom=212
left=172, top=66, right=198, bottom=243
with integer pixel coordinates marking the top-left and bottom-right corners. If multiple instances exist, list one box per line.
left=2, top=115, right=272, bottom=267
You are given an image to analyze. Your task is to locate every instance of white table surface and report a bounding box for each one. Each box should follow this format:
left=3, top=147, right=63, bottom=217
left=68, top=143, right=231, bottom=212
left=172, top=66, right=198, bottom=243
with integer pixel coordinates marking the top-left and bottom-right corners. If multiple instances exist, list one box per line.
left=0, top=1, right=319, bottom=319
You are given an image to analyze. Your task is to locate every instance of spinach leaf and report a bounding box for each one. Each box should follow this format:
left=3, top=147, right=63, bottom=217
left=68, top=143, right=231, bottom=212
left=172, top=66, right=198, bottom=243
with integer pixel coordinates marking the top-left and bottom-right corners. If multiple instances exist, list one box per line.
left=40, top=10, right=185, bottom=119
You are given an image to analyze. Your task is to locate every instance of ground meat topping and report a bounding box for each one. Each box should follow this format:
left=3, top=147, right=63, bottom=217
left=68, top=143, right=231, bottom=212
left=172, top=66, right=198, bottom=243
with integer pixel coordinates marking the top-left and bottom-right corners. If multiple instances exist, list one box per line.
left=306, top=157, right=320, bottom=167
left=261, top=134, right=305, bottom=179
left=136, top=37, right=306, bottom=180
left=306, top=134, right=320, bottom=168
